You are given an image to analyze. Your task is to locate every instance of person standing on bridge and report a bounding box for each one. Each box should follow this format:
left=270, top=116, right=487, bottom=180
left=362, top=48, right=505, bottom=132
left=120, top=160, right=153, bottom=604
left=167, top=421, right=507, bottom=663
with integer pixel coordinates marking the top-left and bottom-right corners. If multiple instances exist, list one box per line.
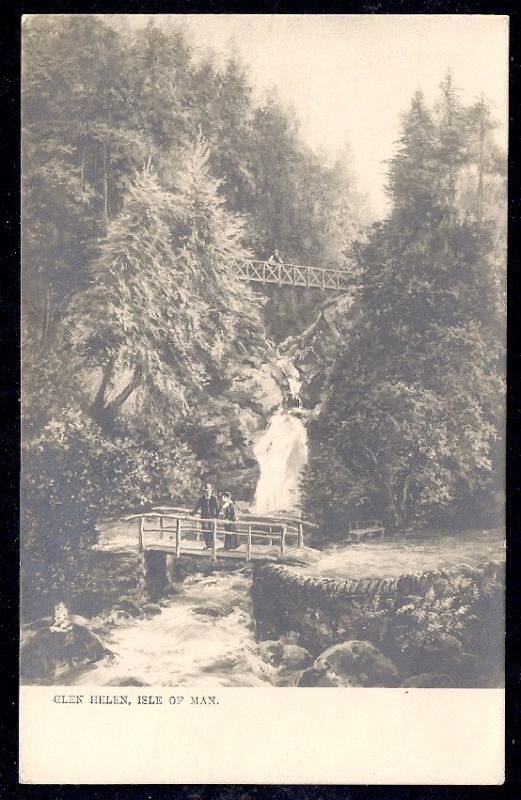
left=190, top=483, right=220, bottom=549
left=220, top=491, right=240, bottom=550
left=267, top=249, right=284, bottom=266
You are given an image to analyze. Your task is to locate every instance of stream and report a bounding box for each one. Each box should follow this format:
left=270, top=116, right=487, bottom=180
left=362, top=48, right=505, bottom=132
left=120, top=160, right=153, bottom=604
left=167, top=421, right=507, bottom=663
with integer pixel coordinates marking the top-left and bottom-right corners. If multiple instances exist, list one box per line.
left=70, top=569, right=279, bottom=687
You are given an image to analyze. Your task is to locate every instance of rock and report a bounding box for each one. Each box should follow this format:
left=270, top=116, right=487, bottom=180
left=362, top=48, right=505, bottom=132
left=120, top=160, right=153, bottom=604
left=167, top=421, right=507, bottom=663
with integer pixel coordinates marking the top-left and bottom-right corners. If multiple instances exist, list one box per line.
left=21, top=623, right=109, bottom=683
left=70, top=614, right=90, bottom=627
left=256, top=640, right=284, bottom=666
left=192, top=606, right=232, bottom=618
left=402, top=673, right=454, bottom=688
left=115, top=598, right=141, bottom=617
left=105, top=609, right=131, bottom=625
left=297, top=667, right=339, bottom=687
left=142, top=603, right=162, bottom=616
left=107, top=677, right=150, bottom=687
left=408, top=634, right=470, bottom=676
left=280, top=644, right=313, bottom=670
left=313, top=640, right=400, bottom=687
left=280, top=631, right=300, bottom=645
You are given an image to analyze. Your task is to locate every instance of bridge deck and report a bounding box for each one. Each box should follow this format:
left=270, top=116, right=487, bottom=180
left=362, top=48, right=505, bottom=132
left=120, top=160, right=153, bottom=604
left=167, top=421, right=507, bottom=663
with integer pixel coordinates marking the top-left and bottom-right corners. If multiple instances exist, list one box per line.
left=145, top=541, right=281, bottom=562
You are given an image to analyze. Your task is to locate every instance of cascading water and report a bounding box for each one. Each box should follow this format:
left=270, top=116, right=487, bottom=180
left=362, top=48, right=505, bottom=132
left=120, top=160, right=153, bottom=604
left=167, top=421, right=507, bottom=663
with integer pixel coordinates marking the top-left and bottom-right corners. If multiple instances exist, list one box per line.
left=252, top=358, right=308, bottom=514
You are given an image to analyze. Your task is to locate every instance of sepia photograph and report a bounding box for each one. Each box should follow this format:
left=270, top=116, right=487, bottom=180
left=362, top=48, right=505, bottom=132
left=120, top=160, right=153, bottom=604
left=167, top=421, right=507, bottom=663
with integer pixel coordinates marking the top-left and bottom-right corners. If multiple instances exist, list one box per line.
left=20, top=13, right=506, bottom=700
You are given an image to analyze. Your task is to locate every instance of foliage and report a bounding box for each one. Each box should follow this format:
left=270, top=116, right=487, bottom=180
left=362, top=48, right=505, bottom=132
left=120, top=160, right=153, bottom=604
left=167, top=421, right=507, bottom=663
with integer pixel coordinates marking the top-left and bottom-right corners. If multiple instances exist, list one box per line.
left=303, top=82, right=505, bottom=536
left=21, top=407, right=200, bottom=620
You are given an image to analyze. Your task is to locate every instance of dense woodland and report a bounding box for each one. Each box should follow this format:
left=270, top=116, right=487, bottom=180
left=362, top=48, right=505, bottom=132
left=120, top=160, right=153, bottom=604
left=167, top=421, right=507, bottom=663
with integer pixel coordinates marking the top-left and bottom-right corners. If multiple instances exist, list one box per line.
left=22, top=16, right=506, bottom=617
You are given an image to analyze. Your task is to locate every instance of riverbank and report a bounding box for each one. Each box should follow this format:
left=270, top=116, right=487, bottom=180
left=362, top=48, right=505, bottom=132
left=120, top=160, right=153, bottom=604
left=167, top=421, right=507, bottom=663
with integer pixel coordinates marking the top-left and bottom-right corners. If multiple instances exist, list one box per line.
left=21, top=521, right=505, bottom=687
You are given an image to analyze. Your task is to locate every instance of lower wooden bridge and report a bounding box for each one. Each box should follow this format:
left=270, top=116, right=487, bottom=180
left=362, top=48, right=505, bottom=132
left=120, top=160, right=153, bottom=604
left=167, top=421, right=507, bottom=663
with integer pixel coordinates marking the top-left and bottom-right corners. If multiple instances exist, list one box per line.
left=125, top=506, right=317, bottom=564
left=235, top=259, right=352, bottom=292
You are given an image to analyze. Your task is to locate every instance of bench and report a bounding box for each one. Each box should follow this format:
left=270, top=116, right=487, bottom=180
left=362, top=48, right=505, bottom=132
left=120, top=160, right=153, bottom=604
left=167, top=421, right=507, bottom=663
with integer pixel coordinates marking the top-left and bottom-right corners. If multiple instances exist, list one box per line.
left=348, top=519, right=385, bottom=543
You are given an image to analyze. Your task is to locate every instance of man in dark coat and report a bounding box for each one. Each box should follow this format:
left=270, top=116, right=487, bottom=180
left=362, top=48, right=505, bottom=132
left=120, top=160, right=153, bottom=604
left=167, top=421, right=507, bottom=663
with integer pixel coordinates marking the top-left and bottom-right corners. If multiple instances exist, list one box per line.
left=190, top=483, right=220, bottom=548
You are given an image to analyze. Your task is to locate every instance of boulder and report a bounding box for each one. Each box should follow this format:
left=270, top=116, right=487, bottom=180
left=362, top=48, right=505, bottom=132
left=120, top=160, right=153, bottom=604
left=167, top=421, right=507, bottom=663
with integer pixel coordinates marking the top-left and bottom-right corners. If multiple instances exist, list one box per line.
left=21, top=623, right=109, bottom=683
left=104, top=609, right=131, bottom=625
left=280, top=644, right=313, bottom=670
left=312, top=640, right=400, bottom=687
left=192, top=606, right=232, bottom=619
left=296, top=667, right=339, bottom=687
left=402, top=673, right=454, bottom=688
left=142, top=603, right=162, bottom=616
left=256, top=640, right=284, bottom=667
left=115, top=598, right=141, bottom=617
left=407, top=634, right=475, bottom=676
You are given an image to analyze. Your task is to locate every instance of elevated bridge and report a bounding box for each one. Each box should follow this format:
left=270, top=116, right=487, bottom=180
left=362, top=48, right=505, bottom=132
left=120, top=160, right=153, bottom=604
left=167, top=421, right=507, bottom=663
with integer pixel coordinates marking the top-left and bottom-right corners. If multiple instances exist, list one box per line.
left=235, top=259, right=351, bottom=292
left=125, top=506, right=317, bottom=564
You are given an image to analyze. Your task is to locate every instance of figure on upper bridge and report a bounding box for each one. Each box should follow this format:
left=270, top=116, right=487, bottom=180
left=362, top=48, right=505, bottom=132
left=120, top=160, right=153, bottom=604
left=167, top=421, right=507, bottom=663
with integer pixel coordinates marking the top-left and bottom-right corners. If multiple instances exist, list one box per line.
left=267, top=249, right=284, bottom=266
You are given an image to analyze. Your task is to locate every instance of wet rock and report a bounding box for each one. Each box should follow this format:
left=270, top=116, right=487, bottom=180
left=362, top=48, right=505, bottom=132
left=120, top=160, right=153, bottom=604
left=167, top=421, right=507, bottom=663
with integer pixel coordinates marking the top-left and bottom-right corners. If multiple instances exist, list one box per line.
left=402, top=673, right=454, bottom=688
left=313, top=640, right=400, bottom=687
left=407, top=634, right=474, bottom=676
left=142, top=603, right=162, bottom=616
left=280, top=644, right=313, bottom=670
left=296, top=667, right=339, bottom=687
left=105, top=609, right=131, bottom=625
left=115, top=598, right=141, bottom=617
left=256, top=640, right=284, bottom=666
left=280, top=631, right=300, bottom=645
left=21, top=623, right=109, bottom=683
left=192, top=606, right=232, bottom=618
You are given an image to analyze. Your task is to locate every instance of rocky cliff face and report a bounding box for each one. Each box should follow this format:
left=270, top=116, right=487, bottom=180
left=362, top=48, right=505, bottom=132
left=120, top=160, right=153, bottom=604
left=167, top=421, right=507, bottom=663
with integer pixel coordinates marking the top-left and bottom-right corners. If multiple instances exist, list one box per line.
left=251, top=559, right=504, bottom=687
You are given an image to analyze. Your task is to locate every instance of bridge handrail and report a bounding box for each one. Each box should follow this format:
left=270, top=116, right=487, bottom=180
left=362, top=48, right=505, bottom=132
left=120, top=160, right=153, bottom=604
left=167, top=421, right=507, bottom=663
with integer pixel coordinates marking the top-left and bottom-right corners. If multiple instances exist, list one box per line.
left=125, top=512, right=297, bottom=534
left=248, top=258, right=351, bottom=273
left=150, top=506, right=318, bottom=529
left=125, top=511, right=292, bottom=560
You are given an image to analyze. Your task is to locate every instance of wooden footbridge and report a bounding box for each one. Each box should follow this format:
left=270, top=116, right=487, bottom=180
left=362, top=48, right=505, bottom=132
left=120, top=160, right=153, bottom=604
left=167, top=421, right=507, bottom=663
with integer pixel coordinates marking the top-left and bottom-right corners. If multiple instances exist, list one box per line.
left=235, top=259, right=352, bottom=292
left=126, top=506, right=317, bottom=564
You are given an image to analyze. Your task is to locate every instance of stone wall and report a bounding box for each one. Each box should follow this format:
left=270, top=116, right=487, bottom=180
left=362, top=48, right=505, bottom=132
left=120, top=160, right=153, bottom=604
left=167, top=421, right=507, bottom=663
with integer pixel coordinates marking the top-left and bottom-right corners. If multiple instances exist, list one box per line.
left=251, top=559, right=505, bottom=687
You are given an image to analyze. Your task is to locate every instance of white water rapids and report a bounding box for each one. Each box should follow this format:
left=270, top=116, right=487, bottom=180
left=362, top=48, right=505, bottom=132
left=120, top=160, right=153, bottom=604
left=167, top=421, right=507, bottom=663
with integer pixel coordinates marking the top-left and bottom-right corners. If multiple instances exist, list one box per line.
left=70, top=571, right=279, bottom=687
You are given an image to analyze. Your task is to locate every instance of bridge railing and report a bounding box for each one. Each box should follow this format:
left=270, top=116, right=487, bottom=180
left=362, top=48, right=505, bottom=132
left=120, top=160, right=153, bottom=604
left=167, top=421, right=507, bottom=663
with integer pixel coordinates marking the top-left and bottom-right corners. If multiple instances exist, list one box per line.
left=235, top=259, right=352, bottom=291
left=151, top=506, right=318, bottom=547
left=125, top=512, right=298, bottom=562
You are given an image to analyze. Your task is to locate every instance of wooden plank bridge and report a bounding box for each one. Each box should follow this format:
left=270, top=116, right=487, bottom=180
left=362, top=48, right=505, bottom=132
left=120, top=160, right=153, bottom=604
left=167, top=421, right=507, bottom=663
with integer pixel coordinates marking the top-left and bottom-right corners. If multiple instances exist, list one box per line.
left=235, top=259, right=352, bottom=292
left=125, top=506, right=317, bottom=564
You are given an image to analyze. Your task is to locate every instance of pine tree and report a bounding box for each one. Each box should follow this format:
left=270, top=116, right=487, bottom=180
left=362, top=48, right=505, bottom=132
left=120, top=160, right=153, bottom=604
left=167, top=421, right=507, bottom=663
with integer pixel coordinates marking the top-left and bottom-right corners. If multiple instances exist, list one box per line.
left=303, top=84, right=504, bottom=534
left=68, top=146, right=264, bottom=431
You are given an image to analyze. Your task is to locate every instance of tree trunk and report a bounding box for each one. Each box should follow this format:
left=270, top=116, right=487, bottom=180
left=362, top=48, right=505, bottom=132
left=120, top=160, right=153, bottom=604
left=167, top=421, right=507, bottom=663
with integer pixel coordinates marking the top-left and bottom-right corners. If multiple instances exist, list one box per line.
left=90, top=359, right=114, bottom=420
left=477, top=104, right=485, bottom=225
left=103, top=142, right=110, bottom=222
left=104, top=367, right=142, bottom=416
left=80, top=136, right=85, bottom=190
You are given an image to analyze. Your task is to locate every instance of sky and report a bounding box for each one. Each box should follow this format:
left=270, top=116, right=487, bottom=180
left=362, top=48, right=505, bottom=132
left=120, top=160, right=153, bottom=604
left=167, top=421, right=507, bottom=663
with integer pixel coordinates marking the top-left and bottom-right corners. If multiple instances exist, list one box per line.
left=110, top=14, right=509, bottom=218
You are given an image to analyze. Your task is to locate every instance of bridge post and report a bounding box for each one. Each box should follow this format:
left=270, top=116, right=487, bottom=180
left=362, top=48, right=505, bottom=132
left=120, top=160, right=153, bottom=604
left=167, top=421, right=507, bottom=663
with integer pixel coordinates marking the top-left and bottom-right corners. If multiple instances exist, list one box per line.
left=176, top=518, right=182, bottom=558
left=212, top=520, right=217, bottom=562
left=280, top=526, right=286, bottom=558
left=246, top=525, right=252, bottom=562
left=138, top=516, right=145, bottom=553
left=159, top=515, right=164, bottom=540
left=297, top=522, right=304, bottom=548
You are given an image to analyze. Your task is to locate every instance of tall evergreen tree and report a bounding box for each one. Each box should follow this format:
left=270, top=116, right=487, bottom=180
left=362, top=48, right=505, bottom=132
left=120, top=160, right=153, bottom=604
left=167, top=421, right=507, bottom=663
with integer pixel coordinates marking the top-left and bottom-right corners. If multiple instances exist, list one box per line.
left=303, top=86, right=504, bottom=535
left=68, top=146, right=264, bottom=431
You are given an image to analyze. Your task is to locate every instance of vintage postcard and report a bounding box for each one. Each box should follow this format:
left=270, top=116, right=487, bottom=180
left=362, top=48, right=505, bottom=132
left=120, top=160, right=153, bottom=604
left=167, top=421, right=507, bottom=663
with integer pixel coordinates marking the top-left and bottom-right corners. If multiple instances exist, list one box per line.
left=20, top=13, right=507, bottom=784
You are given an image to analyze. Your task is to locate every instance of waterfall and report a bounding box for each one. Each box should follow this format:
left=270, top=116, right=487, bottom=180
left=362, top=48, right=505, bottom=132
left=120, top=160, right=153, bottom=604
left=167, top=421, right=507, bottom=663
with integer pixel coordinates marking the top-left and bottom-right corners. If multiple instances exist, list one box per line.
left=252, top=408, right=308, bottom=514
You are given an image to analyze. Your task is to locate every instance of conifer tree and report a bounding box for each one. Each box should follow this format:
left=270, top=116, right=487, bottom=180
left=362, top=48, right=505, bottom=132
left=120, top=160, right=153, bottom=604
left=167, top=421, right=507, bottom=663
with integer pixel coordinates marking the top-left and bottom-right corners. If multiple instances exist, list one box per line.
left=69, top=145, right=264, bottom=430
left=303, top=84, right=504, bottom=534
